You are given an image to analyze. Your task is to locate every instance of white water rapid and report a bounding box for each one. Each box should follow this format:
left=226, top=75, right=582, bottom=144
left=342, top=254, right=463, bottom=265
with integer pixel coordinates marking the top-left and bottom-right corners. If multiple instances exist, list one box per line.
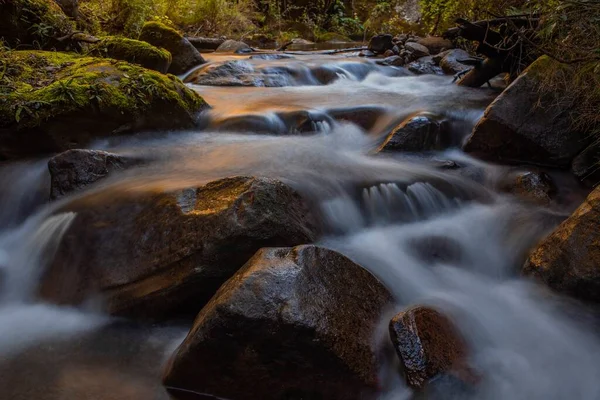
left=0, top=51, right=597, bottom=400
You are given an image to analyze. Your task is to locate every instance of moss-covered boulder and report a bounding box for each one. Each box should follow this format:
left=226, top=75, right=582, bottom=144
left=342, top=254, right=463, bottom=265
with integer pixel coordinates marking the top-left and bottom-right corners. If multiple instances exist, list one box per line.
left=0, top=0, right=74, bottom=50
left=139, top=22, right=205, bottom=75
left=90, top=36, right=172, bottom=73
left=0, top=50, right=208, bottom=160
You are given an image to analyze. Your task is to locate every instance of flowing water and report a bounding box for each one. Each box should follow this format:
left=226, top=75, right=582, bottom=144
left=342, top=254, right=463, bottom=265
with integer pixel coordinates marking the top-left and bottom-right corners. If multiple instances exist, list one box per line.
left=0, top=51, right=598, bottom=400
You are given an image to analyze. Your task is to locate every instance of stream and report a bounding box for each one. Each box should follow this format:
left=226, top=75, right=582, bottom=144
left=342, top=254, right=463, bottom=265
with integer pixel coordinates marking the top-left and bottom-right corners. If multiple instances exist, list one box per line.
left=0, top=50, right=599, bottom=400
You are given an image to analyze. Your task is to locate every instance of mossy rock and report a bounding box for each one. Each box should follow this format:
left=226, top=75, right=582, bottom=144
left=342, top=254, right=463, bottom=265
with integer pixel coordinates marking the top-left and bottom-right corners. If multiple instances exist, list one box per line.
left=90, top=36, right=172, bottom=73
left=139, top=21, right=205, bottom=75
left=0, top=0, right=74, bottom=50
left=0, top=50, right=209, bottom=160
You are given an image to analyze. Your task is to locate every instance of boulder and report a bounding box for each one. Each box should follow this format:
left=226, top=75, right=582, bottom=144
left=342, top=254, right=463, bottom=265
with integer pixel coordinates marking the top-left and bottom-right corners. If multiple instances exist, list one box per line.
left=368, top=34, right=394, bottom=54
left=523, top=187, right=600, bottom=303
left=439, top=49, right=472, bottom=74
left=89, top=36, right=172, bottom=73
left=405, top=42, right=430, bottom=60
left=48, top=149, right=141, bottom=200
left=417, top=37, right=453, bottom=54
left=408, top=56, right=444, bottom=75
left=139, top=21, right=205, bottom=75
left=186, top=36, right=225, bottom=51
left=215, top=39, right=252, bottom=54
left=464, top=56, right=591, bottom=167
left=0, top=0, right=74, bottom=50
left=0, top=51, right=207, bottom=160
left=389, top=306, right=477, bottom=390
left=40, top=177, right=318, bottom=318
left=377, top=55, right=405, bottom=67
left=572, top=141, right=600, bottom=187
left=383, top=49, right=395, bottom=58
left=499, top=170, right=556, bottom=206
left=163, top=245, right=393, bottom=400
left=378, top=113, right=449, bottom=152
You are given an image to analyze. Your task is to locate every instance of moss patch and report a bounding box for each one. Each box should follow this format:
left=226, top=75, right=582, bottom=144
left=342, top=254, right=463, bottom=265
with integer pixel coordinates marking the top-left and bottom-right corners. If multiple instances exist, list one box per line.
left=0, top=50, right=208, bottom=159
left=90, top=36, right=172, bottom=73
left=139, top=21, right=184, bottom=50
left=0, top=0, right=74, bottom=50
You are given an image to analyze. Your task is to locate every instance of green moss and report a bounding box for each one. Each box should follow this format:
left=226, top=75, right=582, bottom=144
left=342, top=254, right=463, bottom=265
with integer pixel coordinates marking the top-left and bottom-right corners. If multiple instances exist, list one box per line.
left=0, top=0, right=74, bottom=50
left=316, top=32, right=352, bottom=43
left=90, top=36, right=172, bottom=72
left=0, top=50, right=206, bottom=129
left=138, top=21, right=183, bottom=49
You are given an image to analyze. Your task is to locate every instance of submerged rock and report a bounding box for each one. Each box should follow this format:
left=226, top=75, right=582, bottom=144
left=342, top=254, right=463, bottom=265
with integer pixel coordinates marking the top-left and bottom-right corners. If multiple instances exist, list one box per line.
left=40, top=177, right=318, bottom=318
left=163, top=245, right=393, bottom=400
left=376, top=55, right=405, bottom=67
left=0, top=0, right=74, bottom=50
left=378, top=113, right=449, bottom=152
left=48, top=149, right=141, bottom=200
left=523, top=187, right=600, bottom=304
left=499, top=170, right=556, bottom=206
left=0, top=51, right=207, bottom=160
left=369, top=34, right=394, bottom=54
left=215, top=39, right=252, bottom=54
left=139, top=21, right=205, bottom=75
left=464, top=56, right=591, bottom=167
left=89, top=36, right=172, bottom=73
left=389, top=306, right=477, bottom=390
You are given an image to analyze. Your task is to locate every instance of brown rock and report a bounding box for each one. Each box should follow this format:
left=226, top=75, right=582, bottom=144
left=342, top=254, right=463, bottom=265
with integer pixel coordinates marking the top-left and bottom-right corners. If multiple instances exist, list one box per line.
left=500, top=170, right=557, bottom=206
left=389, top=306, right=476, bottom=389
left=40, top=177, right=318, bottom=318
left=417, top=37, right=454, bottom=54
left=523, top=187, right=600, bottom=303
left=48, top=149, right=141, bottom=200
left=572, top=141, right=600, bottom=187
left=439, top=49, right=472, bottom=74
left=405, top=42, right=430, bottom=60
left=378, top=113, right=449, bottom=152
left=163, top=245, right=393, bottom=400
left=464, top=57, right=591, bottom=167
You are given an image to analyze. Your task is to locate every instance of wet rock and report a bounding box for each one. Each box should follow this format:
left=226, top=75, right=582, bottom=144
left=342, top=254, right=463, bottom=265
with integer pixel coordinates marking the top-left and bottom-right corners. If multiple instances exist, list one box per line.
left=392, top=45, right=401, bottom=55
left=439, top=49, right=472, bottom=74
left=383, top=49, right=395, bottom=58
left=572, top=141, right=600, bottom=187
left=464, top=56, right=591, bottom=167
left=139, top=21, right=206, bottom=75
left=408, top=56, right=444, bottom=75
left=389, top=306, right=476, bottom=390
left=0, top=51, right=207, bottom=160
left=500, top=170, right=556, bottom=206
left=48, top=149, right=141, bottom=200
left=378, top=113, right=449, bottom=152
left=405, top=42, right=430, bottom=60
left=89, top=36, right=172, bottom=73
left=40, top=177, right=318, bottom=318
left=249, top=53, right=295, bottom=60
left=417, top=37, right=454, bottom=54
left=377, top=55, right=405, bottom=67
left=185, top=60, right=289, bottom=87
left=330, top=107, right=384, bottom=131
left=359, top=49, right=376, bottom=57
left=163, top=245, right=393, bottom=400
left=216, top=39, right=252, bottom=54
left=524, top=187, right=600, bottom=304
left=0, top=0, right=74, bottom=50
left=369, top=34, right=394, bottom=54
